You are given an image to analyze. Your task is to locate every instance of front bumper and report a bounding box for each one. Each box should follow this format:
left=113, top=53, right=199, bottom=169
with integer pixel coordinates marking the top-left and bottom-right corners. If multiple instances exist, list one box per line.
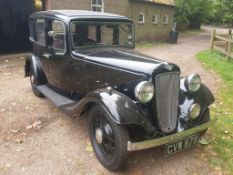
left=127, top=117, right=217, bottom=151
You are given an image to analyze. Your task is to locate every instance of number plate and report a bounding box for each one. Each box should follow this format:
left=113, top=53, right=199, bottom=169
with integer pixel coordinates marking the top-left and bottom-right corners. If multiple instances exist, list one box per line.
left=165, top=134, right=200, bottom=157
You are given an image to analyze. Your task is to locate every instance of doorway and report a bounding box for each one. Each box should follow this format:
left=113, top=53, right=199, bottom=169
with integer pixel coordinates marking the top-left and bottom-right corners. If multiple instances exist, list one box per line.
left=0, top=0, right=44, bottom=53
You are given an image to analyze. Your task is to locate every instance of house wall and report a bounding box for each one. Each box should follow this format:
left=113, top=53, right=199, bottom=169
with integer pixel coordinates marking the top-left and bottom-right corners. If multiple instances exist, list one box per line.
left=47, top=0, right=130, bottom=16
left=131, top=2, right=175, bottom=42
left=46, top=0, right=174, bottom=42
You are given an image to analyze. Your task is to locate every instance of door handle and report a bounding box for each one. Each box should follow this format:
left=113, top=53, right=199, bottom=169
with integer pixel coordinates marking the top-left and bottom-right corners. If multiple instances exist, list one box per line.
left=42, top=53, right=51, bottom=59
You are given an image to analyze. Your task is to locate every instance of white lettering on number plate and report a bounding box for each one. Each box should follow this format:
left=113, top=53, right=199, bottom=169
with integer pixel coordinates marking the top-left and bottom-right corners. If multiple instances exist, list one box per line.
left=165, top=134, right=199, bottom=157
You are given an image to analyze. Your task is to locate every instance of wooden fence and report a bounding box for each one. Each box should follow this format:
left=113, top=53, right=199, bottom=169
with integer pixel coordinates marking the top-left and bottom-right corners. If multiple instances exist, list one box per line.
left=210, top=29, right=233, bottom=60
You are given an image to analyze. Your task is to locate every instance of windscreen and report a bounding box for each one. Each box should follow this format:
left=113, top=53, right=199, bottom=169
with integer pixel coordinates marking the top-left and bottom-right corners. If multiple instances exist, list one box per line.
left=70, top=21, right=134, bottom=49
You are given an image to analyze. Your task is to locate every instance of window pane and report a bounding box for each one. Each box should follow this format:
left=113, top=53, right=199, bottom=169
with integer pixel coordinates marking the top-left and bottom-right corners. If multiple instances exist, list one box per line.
left=35, top=19, right=46, bottom=46
left=152, top=14, right=158, bottom=24
left=29, top=20, right=35, bottom=41
left=139, top=13, right=144, bottom=23
left=51, top=20, right=66, bottom=54
left=92, top=0, right=103, bottom=12
left=92, top=6, right=102, bottom=12
left=96, top=0, right=102, bottom=5
left=71, top=22, right=133, bottom=49
left=163, top=15, right=168, bottom=24
left=101, top=26, right=113, bottom=45
left=92, top=0, right=102, bottom=5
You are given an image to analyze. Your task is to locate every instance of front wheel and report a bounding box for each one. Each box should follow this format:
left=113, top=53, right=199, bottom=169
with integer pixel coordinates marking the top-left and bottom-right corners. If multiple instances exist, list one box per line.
left=88, top=105, right=129, bottom=171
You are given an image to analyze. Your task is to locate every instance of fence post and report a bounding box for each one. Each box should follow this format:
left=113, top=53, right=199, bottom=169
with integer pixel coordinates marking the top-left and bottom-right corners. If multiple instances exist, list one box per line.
left=210, top=29, right=216, bottom=51
left=226, top=29, right=232, bottom=61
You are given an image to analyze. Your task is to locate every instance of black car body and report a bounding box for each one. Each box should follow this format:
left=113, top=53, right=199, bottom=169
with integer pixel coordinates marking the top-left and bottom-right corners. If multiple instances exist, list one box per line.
left=25, top=10, right=216, bottom=171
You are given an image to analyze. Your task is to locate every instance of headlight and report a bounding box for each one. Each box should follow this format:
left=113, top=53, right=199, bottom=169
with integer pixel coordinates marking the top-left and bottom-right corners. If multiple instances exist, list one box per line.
left=135, top=81, right=154, bottom=103
left=185, top=74, right=201, bottom=93
left=189, top=103, right=201, bottom=119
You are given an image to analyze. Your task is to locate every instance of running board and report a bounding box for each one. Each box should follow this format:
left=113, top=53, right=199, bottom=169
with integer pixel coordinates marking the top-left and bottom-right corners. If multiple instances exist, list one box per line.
left=37, top=85, right=76, bottom=108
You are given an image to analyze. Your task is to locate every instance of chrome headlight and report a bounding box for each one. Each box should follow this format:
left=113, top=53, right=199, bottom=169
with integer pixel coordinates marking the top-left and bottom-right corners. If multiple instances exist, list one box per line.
left=189, top=103, right=201, bottom=119
left=185, top=74, right=201, bottom=93
left=135, top=81, right=154, bottom=103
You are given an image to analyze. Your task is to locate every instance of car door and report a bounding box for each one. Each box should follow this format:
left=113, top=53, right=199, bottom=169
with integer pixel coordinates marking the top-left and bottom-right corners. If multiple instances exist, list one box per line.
left=46, top=19, right=84, bottom=95
left=44, top=19, right=69, bottom=91
left=34, top=18, right=50, bottom=79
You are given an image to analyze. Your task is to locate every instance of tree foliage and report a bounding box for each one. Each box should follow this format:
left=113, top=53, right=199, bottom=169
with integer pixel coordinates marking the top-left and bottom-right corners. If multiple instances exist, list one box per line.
left=215, top=0, right=233, bottom=27
left=206, top=0, right=233, bottom=26
left=174, top=0, right=213, bottom=31
left=174, top=0, right=233, bottom=31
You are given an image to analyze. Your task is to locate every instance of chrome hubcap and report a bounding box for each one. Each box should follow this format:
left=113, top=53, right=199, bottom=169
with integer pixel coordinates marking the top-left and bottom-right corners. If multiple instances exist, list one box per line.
left=95, top=128, right=103, bottom=144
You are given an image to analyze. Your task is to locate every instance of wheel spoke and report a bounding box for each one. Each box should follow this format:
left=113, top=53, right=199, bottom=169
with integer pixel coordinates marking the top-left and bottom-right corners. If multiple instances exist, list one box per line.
left=94, top=111, right=116, bottom=159
left=101, top=142, right=115, bottom=157
left=103, top=134, right=114, bottom=143
left=95, top=112, right=101, bottom=128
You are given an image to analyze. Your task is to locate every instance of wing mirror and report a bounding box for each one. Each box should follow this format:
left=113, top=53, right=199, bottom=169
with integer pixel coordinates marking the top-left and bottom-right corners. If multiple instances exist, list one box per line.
left=48, top=31, right=57, bottom=38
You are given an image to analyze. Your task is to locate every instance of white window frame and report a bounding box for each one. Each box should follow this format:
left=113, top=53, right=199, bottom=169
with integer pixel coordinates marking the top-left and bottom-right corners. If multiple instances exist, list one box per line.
left=91, top=0, right=104, bottom=12
left=152, top=14, right=158, bottom=24
left=139, top=12, right=145, bottom=24
left=163, top=14, right=169, bottom=24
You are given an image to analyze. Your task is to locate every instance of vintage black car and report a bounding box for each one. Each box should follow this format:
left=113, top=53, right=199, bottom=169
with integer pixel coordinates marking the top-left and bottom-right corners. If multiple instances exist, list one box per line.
left=25, top=10, right=216, bottom=171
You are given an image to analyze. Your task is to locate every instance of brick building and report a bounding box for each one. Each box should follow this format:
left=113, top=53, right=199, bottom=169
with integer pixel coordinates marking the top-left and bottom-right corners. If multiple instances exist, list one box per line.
left=44, top=0, right=175, bottom=42
left=0, top=0, right=175, bottom=52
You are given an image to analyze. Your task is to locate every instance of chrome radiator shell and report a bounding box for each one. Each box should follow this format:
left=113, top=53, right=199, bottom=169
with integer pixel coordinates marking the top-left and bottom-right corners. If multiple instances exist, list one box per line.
left=155, top=72, right=180, bottom=133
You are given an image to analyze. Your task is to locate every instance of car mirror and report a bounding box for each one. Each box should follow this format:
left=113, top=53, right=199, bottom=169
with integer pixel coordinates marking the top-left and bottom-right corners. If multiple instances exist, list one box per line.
left=48, top=31, right=57, bottom=38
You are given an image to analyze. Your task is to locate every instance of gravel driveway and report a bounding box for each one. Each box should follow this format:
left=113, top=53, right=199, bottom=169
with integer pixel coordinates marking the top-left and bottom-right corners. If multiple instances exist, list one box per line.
left=0, top=27, right=221, bottom=175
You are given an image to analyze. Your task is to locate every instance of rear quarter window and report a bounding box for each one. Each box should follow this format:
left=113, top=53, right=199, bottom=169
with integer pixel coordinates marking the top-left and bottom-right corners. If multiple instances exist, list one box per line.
left=29, top=19, right=36, bottom=41
left=35, top=18, right=46, bottom=46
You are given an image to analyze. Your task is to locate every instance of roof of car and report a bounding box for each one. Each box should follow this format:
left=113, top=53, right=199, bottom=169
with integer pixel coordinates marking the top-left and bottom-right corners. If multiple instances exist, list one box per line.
left=31, top=10, right=131, bottom=21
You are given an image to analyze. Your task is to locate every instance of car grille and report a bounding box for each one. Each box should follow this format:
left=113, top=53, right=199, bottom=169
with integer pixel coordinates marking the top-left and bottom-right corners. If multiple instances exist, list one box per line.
left=155, top=72, right=180, bottom=133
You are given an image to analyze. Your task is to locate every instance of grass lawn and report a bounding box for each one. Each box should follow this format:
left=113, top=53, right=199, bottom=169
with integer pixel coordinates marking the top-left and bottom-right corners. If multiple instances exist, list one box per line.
left=197, top=50, right=233, bottom=174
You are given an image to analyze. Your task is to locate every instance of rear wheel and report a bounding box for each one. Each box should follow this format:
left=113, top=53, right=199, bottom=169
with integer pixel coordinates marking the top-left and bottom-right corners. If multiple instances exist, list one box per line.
left=30, top=66, right=44, bottom=98
left=88, top=105, right=129, bottom=171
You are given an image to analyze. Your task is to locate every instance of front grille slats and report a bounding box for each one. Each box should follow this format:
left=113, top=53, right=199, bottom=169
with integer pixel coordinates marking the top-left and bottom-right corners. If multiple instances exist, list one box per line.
left=155, top=72, right=180, bottom=133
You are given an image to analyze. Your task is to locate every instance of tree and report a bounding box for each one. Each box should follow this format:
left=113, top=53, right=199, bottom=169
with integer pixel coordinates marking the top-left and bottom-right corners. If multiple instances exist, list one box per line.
left=205, top=0, right=233, bottom=27
left=174, top=0, right=190, bottom=31
left=222, top=0, right=233, bottom=27
left=187, top=0, right=213, bottom=29
left=174, top=0, right=213, bottom=31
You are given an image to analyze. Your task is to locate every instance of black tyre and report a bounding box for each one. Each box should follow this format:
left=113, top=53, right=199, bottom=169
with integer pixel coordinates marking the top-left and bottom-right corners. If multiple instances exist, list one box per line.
left=30, top=65, right=44, bottom=98
left=88, top=105, right=129, bottom=171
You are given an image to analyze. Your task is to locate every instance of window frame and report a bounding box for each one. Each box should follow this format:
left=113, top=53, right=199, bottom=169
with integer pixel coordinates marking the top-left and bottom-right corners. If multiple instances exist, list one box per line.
left=69, top=20, right=135, bottom=50
left=138, top=12, right=145, bottom=24
left=152, top=14, right=158, bottom=24
left=91, top=0, right=104, bottom=12
left=29, top=18, right=36, bottom=42
left=163, top=14, right=169, bottom=25
left=35, top=18, right=47, bottom=47
left=49, top=19, right=67, bottom=55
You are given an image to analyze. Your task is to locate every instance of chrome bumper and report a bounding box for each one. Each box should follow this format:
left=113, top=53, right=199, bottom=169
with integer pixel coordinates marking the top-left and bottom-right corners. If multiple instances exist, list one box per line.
left=127, top=118, right=217, bottom=151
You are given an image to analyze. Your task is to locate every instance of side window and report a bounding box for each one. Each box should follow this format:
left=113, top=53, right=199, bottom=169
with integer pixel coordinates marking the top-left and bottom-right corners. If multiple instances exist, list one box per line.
left=152, top=14, right=158, bottom=24
left=29, top=19, right=36, bottom=41
left=139, top=13, right=145, bottom=24
left=50, top=20, right=66, bottom=55
left=163, top=15, right=169, bottom=24
left=35, top=19, right=46, bottom=46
